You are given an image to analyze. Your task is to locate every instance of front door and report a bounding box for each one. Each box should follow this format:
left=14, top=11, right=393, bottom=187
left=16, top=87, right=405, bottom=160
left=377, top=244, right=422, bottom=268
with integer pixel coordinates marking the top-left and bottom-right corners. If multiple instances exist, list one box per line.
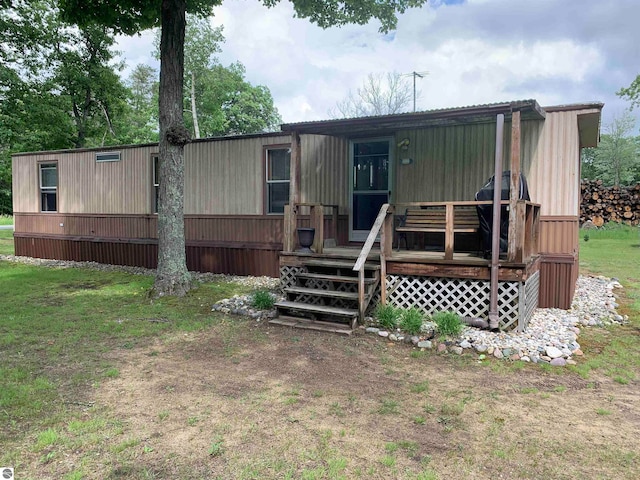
left=349, top=138, right=392, bottom=242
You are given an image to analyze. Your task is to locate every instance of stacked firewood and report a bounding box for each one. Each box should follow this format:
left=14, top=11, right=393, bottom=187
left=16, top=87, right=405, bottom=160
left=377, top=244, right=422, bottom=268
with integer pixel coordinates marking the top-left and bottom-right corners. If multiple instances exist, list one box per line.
left=580, top=180, right=640, bottom=226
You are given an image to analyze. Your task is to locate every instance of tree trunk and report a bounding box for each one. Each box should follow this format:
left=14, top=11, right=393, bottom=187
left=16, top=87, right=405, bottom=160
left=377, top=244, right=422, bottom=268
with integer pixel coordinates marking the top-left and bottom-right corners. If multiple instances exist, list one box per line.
left=153, top=0, right=192, bottom=297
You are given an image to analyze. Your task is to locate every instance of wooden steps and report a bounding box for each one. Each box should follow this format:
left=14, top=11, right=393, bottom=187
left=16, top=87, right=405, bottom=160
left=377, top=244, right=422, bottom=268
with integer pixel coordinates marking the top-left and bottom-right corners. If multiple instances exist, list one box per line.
left=296, top=272, right=377, bottom=284
left=283, top=287, right=359, bottom=300
left=268, top=316, right=353, bottom=335
left=274, top=300, right=358, bottom=317
left=302, top=259, right=381, bottom=270
left=270, top=256, right=381, bottom=334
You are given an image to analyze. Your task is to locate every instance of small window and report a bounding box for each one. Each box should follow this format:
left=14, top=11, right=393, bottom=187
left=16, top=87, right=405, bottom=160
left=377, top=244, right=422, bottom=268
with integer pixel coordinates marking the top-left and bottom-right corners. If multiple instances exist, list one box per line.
left=96, top=151, right=121, bottom=162
left=152, top=155, right=159, bottom=213
left=39, top=163, right=57, bottom=212
left=266, top=147, right=291, bottom=214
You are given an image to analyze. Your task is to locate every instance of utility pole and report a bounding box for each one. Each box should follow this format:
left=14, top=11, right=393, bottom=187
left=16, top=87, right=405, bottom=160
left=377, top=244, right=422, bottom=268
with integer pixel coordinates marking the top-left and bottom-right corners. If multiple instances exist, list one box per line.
left=404, top=71, right=428, bottom=112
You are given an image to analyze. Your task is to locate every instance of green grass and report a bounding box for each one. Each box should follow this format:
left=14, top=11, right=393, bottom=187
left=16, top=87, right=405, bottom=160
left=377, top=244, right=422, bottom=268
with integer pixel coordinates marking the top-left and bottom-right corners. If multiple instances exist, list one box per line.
left=0, top=214, right=13, bottom=225
left=0, top=260, right=250, bottom=445
left=399, top=307, right=424, bottom=335
left=577, top=225, right=640, bottom=382
left=252, top=289, right=275, bottom=310
left=0, top=229, right=14, bottom=255
left=432, top=311, right=463, bottom=338
left=374, top=303, right=400, bottom=330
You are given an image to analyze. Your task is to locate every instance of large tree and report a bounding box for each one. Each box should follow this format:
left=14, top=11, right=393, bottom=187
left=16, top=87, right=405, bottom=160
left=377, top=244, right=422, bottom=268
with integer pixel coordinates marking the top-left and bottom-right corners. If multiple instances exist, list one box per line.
left=59, top=0, right=427, bottom=297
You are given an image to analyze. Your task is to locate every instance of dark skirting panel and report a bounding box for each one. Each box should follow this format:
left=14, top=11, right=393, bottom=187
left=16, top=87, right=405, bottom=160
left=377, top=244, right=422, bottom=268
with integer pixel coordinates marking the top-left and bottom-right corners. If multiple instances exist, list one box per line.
left=537, top=254, right=579, bottom=309
left=14, top=235, right=281, bottom=277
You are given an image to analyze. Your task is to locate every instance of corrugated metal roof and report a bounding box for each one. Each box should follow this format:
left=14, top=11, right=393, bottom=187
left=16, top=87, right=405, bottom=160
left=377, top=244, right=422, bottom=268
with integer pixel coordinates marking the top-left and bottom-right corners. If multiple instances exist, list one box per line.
left=280, top=99, right=547, bottom=136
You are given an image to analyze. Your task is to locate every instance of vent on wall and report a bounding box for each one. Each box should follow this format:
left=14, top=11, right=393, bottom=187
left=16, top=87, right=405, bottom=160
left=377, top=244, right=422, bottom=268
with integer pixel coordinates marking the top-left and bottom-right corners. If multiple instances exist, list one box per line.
left=96, top=151, right=121, bottom=162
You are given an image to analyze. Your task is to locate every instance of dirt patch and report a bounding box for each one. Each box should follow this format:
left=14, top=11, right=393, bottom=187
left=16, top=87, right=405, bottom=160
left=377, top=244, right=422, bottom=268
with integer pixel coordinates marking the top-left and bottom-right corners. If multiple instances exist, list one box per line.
left=25, top=320, right=640, bottom=479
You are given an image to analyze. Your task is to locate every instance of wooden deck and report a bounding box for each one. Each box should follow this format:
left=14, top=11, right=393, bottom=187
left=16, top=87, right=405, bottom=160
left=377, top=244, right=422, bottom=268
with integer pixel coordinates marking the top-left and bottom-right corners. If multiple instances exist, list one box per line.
left=280, top=247, right=537, bottom=282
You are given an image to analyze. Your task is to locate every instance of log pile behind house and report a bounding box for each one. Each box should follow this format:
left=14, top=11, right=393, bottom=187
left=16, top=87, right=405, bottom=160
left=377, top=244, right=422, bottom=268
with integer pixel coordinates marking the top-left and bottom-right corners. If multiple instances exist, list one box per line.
left=580, top=180, right=640, bottom=226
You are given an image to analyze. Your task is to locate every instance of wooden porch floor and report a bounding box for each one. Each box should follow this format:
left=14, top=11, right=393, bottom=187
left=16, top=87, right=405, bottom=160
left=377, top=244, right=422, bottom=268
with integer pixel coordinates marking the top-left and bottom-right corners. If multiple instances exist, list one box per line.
left=282, top=246, right=492, bottom=266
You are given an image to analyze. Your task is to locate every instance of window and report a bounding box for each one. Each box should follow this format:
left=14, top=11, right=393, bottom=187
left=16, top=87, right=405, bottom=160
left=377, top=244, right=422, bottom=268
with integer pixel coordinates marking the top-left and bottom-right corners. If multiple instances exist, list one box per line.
left=266, top=147, right=290, bottom=214
left=39, top=163, right=57, bottom=212
left=152, top=155, right=159, bottom=213
left=96, top=151, right=121, bottom=162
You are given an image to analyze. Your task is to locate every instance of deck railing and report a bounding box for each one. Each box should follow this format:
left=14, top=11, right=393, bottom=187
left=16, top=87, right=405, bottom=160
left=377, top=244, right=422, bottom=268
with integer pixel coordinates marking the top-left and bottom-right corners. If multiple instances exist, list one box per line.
left=386, top=200, right=540, bottom=263
left=283, top=202, right=339, bottom=254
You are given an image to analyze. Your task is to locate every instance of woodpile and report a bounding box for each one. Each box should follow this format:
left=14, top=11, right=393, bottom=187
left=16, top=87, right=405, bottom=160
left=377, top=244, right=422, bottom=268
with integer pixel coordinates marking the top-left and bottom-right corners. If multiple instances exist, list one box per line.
left=581, top=180, right=640, bottom=227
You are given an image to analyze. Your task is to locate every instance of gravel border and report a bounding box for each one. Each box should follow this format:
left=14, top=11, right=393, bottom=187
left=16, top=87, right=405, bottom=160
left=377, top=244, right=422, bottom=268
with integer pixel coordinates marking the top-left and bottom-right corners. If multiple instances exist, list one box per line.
left=0, top=254, right=280, bottom=290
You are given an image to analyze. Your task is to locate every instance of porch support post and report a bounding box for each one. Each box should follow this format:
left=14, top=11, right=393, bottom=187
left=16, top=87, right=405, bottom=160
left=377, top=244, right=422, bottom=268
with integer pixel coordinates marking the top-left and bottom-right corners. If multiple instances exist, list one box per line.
left=508, top=109, right=522, bottom=262
left=285, top=130, right=301, bottom=252
left=290, top=130, right=301, bottom=206
left=488, top=113, right=505, bottom=330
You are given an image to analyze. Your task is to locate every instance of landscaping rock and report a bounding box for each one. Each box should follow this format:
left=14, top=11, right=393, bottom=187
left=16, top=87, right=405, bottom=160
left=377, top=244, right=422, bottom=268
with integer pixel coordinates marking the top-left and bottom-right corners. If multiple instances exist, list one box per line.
left=366, top=327, right=380, bottom=334
left=459, top=340, right=472, bottom=349
left=417, top=340, right=433, bottom=349
left=378, top=331, right=389, bottom=338
left=550, top=357, right=567, bottom=367
left=450, top=346, right=463, bottom=355
left=546, top=346, right=563, bottom=359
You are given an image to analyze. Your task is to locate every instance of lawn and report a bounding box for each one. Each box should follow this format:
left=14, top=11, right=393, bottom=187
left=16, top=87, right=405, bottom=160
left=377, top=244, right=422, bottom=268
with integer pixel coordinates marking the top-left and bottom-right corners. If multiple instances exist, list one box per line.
left=0, top=214, right=13, bottom=225
left=0, top=229, right=14, bottom=255
left=0, top=227, right=638, bottom=479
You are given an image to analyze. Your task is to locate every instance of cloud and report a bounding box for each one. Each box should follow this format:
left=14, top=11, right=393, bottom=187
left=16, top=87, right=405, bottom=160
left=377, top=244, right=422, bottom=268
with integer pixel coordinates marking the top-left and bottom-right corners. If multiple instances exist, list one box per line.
left=115, top=0, right=640, bottom=130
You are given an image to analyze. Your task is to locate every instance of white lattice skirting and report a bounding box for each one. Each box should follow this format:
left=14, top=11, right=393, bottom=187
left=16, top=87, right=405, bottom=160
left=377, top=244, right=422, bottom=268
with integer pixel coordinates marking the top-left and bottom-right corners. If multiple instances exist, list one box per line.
left=386, top=272, right=539, bottom=331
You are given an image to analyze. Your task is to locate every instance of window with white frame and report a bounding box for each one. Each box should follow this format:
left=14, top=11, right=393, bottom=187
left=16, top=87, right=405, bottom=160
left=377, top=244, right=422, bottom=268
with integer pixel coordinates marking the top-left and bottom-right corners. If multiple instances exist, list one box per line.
left=266, top=147, right=290, bottom=214
left=152, top=155, right=159, bottom=213
left=39, top=163, right=57, bottom=212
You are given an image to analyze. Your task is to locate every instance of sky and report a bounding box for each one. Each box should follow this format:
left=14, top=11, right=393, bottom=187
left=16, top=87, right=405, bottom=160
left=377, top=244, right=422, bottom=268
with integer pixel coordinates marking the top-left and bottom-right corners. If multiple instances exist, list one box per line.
left=116, top=0, right=640, bottom=129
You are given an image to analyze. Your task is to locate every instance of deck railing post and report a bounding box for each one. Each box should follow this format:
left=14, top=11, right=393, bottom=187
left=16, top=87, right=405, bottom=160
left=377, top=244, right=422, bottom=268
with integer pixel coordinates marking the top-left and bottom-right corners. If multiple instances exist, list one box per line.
left=310, top=204, right=324, bottom=254
left=444, top=203, right=454, bottom=260
left=283, top=204, right=296, bottom=252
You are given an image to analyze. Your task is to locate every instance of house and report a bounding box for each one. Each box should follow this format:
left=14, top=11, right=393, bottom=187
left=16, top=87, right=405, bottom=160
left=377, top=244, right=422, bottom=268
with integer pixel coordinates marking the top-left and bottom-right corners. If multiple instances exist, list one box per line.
left=12, top=100, right=602, bottom=333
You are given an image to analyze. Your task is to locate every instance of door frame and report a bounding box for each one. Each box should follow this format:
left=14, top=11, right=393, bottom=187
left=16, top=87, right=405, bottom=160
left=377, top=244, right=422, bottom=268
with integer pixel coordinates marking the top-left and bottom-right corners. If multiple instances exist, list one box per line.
left=348, top=136, right=394, bottom=242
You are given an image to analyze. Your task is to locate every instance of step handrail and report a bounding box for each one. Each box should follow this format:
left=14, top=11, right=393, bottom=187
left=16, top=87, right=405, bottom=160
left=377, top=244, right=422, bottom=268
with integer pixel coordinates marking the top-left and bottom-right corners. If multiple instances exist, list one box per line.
left=353, top=203, right=390, bottom=273
left=352, top=203, right=391, bottom=325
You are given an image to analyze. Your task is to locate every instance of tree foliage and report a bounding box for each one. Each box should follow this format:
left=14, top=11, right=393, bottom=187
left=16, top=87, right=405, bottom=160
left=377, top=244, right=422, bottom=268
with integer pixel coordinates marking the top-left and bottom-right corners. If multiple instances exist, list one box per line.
left=581, top=111, right=640, bottom=186
left=330, top=72, right=414, bottom=118
left=123, top=64, right=160, bottom=144
left=617, top=74, right=640, bottom=110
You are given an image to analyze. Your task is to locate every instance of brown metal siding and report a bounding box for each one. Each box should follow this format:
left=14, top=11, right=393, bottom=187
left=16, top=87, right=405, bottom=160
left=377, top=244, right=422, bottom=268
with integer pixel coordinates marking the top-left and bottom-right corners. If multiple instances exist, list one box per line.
left=393, top=122, right=509, bottom=203
left=538, top=254, right=578, bottom=309
left=539, top=216, right=579, bottom=255
left=14, top=236, right=280, bottom=277
left=15, top=213, right=157, bottom=238
left=525, top=110, right=600, bottom=216
left=13, top=147, right=155, bottom=214
left=12, top=155, right=40, bottom=213
left=300, top=135, right=349, bottom=213
left=184, top=134, right=290, bottom=215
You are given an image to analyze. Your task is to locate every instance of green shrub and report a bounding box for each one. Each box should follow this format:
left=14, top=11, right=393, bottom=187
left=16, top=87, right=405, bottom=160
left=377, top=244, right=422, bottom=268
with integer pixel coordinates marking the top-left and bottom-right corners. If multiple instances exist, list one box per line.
left=252, top=290, right=275, bottom=310
left=375, top=303, right=400, bottom=329
left=399, top=307, right=424, bottom=335
left=432, top=311, right=463, bottom=337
